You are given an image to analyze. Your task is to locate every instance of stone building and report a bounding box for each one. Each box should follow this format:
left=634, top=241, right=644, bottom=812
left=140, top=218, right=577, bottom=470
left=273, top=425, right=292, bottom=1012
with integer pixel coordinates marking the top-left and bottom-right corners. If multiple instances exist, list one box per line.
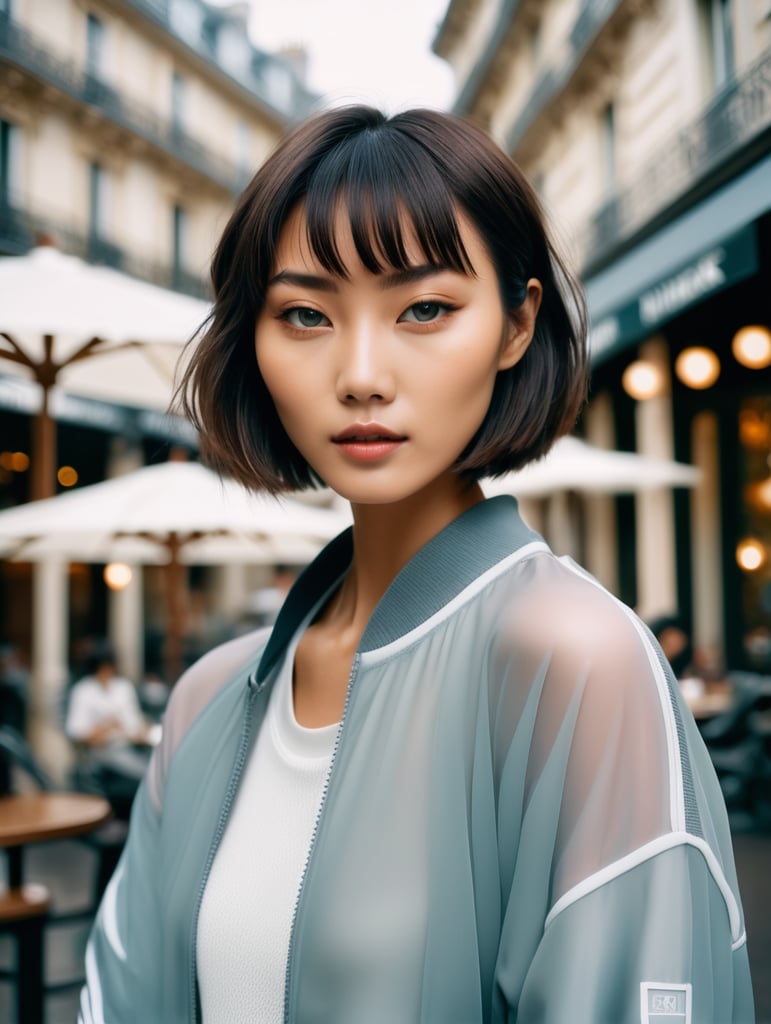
left=435, top=0, right=771, bottom=673
left=0, top=0, right=316, bottom=713
left=0, top=0, right=313, bottom=293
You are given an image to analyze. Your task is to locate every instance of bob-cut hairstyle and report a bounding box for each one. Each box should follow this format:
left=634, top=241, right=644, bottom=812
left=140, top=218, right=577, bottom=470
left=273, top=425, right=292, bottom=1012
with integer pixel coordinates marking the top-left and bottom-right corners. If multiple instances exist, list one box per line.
left=178, top=105, right=588, bottom=494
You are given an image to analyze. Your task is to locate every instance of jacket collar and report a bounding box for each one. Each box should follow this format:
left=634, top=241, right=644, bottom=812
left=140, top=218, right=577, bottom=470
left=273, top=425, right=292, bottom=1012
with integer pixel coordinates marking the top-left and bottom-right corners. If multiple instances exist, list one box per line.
left=256, top=495, right=540, bottom=684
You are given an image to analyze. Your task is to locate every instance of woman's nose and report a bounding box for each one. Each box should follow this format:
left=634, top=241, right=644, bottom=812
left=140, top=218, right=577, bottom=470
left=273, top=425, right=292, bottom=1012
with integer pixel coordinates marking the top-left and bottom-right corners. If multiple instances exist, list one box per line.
left=335, top=326, right=396, bottom=404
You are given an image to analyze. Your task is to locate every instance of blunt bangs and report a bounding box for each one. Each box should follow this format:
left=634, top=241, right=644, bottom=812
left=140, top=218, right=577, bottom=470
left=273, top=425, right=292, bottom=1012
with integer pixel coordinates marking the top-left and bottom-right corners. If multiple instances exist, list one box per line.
left=301, top=128, right=475, bottom=279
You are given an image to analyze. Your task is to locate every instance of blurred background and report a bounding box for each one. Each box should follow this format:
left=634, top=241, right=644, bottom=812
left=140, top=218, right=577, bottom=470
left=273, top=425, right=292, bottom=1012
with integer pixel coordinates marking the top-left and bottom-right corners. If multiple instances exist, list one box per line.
left=0, top=0, right=769, bottom=1020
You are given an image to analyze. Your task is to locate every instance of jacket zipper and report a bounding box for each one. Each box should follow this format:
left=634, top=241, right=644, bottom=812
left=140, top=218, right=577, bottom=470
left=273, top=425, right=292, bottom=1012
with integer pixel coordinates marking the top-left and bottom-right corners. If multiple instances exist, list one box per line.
left=283, top=652, right=361, bottom=1024
left=189, top=682, right=262, bottom=1023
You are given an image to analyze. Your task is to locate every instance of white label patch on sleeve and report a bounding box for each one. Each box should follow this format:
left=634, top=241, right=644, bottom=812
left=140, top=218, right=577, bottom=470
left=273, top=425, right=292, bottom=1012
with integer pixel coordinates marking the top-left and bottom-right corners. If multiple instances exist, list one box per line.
left=641, top=982, right=692, bottom=1022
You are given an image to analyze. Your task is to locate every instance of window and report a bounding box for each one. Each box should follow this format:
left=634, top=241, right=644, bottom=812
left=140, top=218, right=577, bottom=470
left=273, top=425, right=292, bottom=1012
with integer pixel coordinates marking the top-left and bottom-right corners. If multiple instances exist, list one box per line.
left=86, top=12, right=105, bottom=78
left=236, top=120, right=251, bottom=173
left=737, top=396, right=771, bottom=672
left=699, top=0, right=734, bottom=91
left=602, top=102, right=616, bottom=190
left=262, top=60, right=293, bottom=113
left=0, top=119, right=20, bottom=203
left=89, top=162, right=109, bottom=239
left=171, top=71, right=185, bottom=132
left=173, top=204, right=187, bottom=273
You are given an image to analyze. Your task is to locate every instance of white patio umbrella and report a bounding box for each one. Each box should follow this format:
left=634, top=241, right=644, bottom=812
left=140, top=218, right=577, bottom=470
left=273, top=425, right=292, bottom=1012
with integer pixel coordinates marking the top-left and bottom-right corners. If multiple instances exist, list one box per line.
left=0, top=242, right=211, bottom=498
left=483, top=436, right=701, bottom=498
left=0, top=460, right=349, bottom=681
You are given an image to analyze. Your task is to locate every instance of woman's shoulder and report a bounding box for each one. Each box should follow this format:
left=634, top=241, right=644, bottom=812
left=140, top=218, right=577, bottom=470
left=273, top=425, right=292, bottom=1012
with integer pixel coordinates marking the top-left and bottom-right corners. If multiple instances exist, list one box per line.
left=493, top=552, right=639, bottom=650
left=145, top=628, right=271, bottom=811
left=490, top=551, right=665, bottom=710
left=166, top=628, right=270, bottom=728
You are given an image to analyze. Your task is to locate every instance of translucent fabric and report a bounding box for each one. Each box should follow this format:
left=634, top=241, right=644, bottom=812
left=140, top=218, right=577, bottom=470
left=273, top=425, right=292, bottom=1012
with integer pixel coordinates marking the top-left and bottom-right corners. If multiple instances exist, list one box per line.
left=80, top=497, right=754, bottom=1024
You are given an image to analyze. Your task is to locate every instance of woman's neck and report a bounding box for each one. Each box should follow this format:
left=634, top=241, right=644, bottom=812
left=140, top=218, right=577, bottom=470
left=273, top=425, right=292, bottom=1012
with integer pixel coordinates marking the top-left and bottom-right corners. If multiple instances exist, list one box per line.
left=323, top=477, right=485, bottom=640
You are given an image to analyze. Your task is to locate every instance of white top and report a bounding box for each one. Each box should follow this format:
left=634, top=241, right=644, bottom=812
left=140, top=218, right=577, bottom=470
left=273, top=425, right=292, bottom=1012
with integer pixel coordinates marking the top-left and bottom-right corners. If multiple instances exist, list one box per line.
left=196, top=631, right=338, bottom=1024
left=65, top=675, right=145, bottom=744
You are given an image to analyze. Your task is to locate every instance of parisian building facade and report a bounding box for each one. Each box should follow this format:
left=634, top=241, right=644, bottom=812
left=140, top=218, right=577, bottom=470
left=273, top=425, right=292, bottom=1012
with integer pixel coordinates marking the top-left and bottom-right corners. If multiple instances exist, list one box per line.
left=435, top=0, right=771, bottom=674
left=0, top=0, right=315, bottom=678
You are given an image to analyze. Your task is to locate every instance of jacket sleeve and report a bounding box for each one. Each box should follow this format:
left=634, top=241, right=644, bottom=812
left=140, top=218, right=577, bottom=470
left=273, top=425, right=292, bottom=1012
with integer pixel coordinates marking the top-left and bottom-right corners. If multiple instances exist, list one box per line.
left=491, top=557, right=754, bottom=1023
left=510, top=840, right=754, bottom=1023
left=78, top=775, right=163, bottom=1023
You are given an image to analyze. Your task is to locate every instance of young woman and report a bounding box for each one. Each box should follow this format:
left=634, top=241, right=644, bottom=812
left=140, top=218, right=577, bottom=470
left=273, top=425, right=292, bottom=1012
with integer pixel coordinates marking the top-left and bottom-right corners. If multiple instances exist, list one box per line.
left=80, top=107, right=754, bottom=1023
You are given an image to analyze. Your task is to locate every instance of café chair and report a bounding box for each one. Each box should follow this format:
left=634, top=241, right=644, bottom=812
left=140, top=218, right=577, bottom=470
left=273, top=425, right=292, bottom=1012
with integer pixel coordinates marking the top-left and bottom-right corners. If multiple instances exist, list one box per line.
left=700, top=673, right=771, bottom=825
left=0, top=725, right=126, bottom=1020
left=0, top=875, right=51, bottom=1023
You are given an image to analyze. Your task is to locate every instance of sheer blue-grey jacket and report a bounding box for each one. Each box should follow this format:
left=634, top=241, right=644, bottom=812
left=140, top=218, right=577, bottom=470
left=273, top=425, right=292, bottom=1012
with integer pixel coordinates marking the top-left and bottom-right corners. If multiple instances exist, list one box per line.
left=80, top=496, right=754, bottom=1023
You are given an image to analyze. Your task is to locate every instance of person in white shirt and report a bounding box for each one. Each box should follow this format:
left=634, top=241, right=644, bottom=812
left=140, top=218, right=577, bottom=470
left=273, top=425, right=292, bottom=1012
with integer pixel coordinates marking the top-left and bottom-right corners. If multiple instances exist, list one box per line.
left=66, top=639, right=151, bottom=815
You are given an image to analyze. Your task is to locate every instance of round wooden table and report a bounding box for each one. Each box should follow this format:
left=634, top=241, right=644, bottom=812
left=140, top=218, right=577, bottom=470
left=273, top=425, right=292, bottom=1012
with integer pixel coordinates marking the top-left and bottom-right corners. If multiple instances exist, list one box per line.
left=0, top=792, right=111, bottom=1023
left=0, top=792, right=111, bottom=885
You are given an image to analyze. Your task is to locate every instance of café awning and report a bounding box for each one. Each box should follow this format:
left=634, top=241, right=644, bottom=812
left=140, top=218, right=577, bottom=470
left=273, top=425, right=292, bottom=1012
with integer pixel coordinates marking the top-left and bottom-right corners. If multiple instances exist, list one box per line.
left=586, top=153, right=771, bottom=364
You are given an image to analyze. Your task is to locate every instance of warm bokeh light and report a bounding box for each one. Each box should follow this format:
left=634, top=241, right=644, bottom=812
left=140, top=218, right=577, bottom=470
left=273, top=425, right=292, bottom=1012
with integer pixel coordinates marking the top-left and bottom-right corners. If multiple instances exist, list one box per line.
left=0, top=451, right=30, bottom=472
left=674, top=347, right=721, bottom=389
left=739, top=409, right=770, bottom=449
left=621, top=360, right=664, bottom=400
left=736, top=538, right=766, bottom=572
left=104, top=563, right=133, bottom=590
left=57, top=465, right=79, bottom=487
left=732, top=325, right=771, bottom=369
left=756, top=476, right=771, bottom=510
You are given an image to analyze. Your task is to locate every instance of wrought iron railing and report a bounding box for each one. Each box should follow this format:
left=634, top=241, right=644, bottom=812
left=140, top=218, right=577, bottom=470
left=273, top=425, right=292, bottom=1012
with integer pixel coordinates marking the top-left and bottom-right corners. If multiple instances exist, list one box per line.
left=0, top=15, right=250, bottom=194
left=0, top=199, right=211, bottom=300
left=579, top=48, right=771, bottom=269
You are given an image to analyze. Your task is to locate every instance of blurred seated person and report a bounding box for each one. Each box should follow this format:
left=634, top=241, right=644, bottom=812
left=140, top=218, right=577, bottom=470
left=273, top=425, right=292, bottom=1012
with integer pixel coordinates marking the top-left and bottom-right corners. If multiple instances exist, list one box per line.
left=66, top=639, right=150, bottom=748
left=66, top=639, right=152, bottom=816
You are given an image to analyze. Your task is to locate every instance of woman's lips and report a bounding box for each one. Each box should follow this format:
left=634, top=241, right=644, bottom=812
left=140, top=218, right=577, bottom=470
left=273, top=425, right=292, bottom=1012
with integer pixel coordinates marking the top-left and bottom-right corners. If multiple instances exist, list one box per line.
left=332, top=425, right=407, bottom=462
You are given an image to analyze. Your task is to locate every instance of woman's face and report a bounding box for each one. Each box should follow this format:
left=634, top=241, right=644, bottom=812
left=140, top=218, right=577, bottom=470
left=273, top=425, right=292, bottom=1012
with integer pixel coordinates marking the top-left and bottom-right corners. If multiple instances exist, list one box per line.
left=255, top=204, right=538, bottom=507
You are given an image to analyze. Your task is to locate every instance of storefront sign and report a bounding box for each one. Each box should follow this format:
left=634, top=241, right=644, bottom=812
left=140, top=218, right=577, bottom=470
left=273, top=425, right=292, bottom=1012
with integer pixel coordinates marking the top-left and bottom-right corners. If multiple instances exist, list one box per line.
left=590, top=223, right=758, bottom=361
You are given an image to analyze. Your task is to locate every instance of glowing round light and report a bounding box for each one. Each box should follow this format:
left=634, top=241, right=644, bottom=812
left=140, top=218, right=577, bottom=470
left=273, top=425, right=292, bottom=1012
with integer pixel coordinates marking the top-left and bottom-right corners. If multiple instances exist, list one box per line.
left=57, top=465, right=78, bottom=487
left=736, top=538, right=766, bottom=572
left=674, top=347, right=720, bottom=389
left=104, top=563, right=133, bottom=590
left=759, top=477, right=771, bottom=509
left=10, top=452, right=29, bottom=472
left=621, top=360, right=663, bottom=400
left=732, top=325, right=771, bottom=369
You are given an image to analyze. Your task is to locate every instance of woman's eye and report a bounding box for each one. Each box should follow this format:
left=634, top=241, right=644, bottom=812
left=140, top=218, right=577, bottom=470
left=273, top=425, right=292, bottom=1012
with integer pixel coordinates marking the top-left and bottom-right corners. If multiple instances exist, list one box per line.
left=283, top=307, right=329, bottom=329
left=399, top=301, right=449, bottom=324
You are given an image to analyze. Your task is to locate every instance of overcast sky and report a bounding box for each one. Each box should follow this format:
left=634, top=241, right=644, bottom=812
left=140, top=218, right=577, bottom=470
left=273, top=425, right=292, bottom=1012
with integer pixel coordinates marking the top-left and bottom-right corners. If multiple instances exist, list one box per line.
left=241, top=0, right=455, bottom=112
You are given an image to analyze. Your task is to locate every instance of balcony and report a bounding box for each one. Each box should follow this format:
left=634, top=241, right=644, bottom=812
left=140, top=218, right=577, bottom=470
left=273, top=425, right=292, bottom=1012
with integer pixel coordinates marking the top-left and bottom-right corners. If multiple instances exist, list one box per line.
left=0, top=15, right=250, bottom=195
left=504, top=0, right=625, bottom=151
left=0, top=199, right=211, bottom=301
left=580, top=48, right=771, bottom=271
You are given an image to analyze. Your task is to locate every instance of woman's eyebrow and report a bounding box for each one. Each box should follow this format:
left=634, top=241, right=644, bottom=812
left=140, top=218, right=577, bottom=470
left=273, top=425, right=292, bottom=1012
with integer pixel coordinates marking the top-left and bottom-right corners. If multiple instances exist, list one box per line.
left=267, top=264, right=454, bottom=293
left=378, top=264, right=452, bottom=289
left=267, top=270, right=338, bottom=291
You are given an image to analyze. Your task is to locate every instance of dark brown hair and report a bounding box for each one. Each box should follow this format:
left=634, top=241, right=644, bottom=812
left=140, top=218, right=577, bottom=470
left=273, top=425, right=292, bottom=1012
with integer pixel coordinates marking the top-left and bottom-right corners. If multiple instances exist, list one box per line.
left=177, top=105, right=588, bottom=493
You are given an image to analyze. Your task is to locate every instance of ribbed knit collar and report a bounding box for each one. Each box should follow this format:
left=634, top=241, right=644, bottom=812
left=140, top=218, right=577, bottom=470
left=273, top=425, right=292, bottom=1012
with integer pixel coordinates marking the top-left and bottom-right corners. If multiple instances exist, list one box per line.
left=256, top=495, right=539, bottom=684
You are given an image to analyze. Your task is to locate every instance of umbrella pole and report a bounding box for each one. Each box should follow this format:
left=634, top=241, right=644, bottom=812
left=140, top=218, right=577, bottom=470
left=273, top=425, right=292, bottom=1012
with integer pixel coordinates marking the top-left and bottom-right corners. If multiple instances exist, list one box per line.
left=31, top=381, right=56, bottom=501
left=164, top=534, right=187, bottom=684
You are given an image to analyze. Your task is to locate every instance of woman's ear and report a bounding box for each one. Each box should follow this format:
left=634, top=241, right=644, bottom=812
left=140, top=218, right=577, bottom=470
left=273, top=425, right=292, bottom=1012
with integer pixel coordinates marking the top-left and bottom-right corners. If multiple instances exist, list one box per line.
left=498, top=278, right=543, bottom=371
